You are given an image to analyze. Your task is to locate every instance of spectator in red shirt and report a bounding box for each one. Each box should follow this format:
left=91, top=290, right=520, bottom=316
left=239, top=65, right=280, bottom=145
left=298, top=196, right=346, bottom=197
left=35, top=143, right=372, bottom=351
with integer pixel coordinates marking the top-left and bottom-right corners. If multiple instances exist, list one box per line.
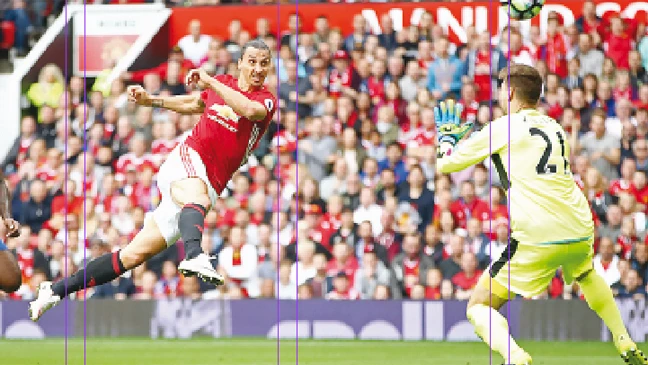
left=390, top=232, right=435, bottom=299
left=326, top=271, right=360, bottom=300
left=604, top=17, right=634, bottom=70
left=327, top=50, right=361, bottom=99
left=450, top=180, right=489, bottom=230
left=575, top=0, right=603, bottom=36
left=451, top=252, right=483, bottom=300
left=326, top=240, right=359, bottom=286
left=541, top=17, right=568, bottom=78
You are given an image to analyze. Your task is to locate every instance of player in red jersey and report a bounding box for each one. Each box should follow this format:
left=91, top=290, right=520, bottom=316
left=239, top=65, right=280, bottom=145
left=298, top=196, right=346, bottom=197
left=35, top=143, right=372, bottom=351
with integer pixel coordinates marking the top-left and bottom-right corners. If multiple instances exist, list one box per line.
left=0, top=172, right=22, bottom=293
left=29, top=40, right=277, bottom=321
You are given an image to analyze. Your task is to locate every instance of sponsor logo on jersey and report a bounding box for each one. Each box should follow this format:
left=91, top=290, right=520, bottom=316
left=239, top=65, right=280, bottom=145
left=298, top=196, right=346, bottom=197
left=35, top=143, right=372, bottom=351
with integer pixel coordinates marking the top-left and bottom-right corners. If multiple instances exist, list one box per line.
left=207, top=104, right=239, bottom=132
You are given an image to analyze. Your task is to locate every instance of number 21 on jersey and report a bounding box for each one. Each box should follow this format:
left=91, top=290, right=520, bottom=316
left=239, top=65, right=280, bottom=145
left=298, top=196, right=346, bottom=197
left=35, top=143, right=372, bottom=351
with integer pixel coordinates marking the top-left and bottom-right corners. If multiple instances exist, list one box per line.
left=529, top=127, right=570, bottom=175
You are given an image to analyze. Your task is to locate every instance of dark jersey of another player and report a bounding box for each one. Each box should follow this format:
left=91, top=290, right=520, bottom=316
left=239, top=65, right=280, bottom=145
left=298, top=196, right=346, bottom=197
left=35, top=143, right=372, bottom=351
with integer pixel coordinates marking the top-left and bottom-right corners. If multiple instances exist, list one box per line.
left=184, top=74, right=277, bottom=194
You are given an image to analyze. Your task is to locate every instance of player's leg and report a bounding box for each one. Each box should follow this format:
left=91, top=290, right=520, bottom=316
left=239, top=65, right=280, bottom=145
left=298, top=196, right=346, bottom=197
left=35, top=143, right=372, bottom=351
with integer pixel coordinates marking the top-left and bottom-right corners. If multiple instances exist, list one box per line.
left=170, top=177, right=223, bottom=284
left=565, top=241, right=647, bottom=364
left=169, top=145, right=223, bottom=284
left=467, top=272, right=531, bottom=365
left=170, top=177, right=212, bottom=260
left=0, top=243, right=21, bottom=293
left=29, top=217, right=168, bottom=321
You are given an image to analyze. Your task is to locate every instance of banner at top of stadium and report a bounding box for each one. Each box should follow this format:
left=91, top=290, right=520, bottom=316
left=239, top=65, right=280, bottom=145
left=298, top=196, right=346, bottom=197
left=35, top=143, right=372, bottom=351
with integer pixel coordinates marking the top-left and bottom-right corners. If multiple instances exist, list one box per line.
left=168, top=1, right=648, bottom=47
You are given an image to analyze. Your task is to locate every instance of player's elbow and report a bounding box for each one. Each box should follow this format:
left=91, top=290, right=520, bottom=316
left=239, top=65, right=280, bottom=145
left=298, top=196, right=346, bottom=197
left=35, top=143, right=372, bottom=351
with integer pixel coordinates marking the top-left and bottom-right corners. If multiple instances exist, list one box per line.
left=244, top=104, right=267, bottom=121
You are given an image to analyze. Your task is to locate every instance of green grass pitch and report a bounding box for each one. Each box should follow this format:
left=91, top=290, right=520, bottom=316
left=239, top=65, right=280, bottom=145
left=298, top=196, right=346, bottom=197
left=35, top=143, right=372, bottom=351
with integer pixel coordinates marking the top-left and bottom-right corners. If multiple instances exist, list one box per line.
left=0, top=338, right=644, bottom=365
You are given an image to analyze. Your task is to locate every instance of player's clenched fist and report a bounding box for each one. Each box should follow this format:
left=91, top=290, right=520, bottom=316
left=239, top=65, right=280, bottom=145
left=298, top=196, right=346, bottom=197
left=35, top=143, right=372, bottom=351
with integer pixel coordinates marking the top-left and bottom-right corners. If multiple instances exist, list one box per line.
left=127, top=85, right=150, bottom=106
left=185, top=68, right=212, bottom=89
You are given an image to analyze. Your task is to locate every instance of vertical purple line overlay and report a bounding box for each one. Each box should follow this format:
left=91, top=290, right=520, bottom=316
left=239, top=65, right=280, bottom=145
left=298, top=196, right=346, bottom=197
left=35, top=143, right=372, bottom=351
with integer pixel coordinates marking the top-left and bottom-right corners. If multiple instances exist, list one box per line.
left=487, top=0, right=494, bottom=364
left=294, top=3, right=299, bottom=365
left=275, top=2, right=282, bottom=364
left=63, top=2, right=69, bottom=364
left=506, top=5, right=512, bottom=364
left=82, top=2, right=88, bottom=364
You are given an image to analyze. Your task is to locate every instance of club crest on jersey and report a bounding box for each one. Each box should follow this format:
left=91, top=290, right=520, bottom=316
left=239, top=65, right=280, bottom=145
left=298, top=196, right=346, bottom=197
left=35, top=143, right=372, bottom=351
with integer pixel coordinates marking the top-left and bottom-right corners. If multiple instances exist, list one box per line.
left=264, top=99, right=274, bottom=111
left=207, top=104, right=239, bottom=133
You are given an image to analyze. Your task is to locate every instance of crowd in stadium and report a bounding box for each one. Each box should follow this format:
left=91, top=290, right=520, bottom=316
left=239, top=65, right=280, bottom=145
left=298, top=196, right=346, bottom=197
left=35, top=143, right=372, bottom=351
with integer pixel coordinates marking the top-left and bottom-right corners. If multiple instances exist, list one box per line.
left=2, top=0, right=648, bottom=302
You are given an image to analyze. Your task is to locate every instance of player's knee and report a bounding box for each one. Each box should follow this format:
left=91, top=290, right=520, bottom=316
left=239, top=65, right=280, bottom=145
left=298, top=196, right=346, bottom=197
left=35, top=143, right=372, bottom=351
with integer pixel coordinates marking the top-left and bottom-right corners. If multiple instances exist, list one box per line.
left=119, top=249, right=149, bottom=269
left=186, top=194, right=211, bottom=211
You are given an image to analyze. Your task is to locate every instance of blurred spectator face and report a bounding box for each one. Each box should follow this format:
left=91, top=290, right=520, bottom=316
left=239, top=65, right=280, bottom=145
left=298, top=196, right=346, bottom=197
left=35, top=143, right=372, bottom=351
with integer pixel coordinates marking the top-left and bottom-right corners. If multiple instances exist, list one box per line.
left=162, top=260, right=178, bottom=280
left=230, top=226, right=246, bottom=249
left=634, top=171, right=647, bottom=190
left=341, top=209, right=354, bottom=228
left=298, top=241, right=316, bottom=263
left=346, top=174, right=361, bottom=194
left=634, top=139, right=648, bottom=161
left=30, top=180, right=47, bottom=203
left=130, top=136, right=147, bottom=157
left=333, top=274, right=349, bottom=292
left=590, top=114, right=606, bottom=136
left=313, top=253, right=328, bottom=273
left=606, top=205, right=622, bottom=227
left=288, top=13, right=302, bottom=32
left=117, top=116, right=132, bottom=138
left=328, top=195, right=343, bottom=215
left=132, top=207, right=145, bottom=228
left=228, top=20, right=241, bottom=39
left=410, top=285, right=425, bottom=299
left=403, top=234, right=420, bottom=256
left=425, top=224, right=440, bottom=245
left=298, top=284, right=313, bottom=299
left=624, top=270, right=641, bottom=292
left=449, top=234, right=464, bottom=257
left=388, top=56, right=403, bottom=78
left=21, top=116, right=37, bottom=136
left=599, top=237, right=615, bottom=260
left=373, top=285, right=390, bottom=300
left=427, top=268, right=443, bottom=288
left=141, top=271, right=157, bottom=295
left=621, top=158, right=637, bottom=180
left=333, top=241, right=350, bottom=261
left=359, top=188, right=375, bottom=208
left=629, top=51, right=642, bottom=70
left=434, top=38, right=449, bottom=58
left=460, top=182, right=476, bottom=202
left=333, top=158, right=348, bottom=178
left=460, top=253, right=478, bottom=274
left=467, top=218, right=482, bottom=237
left=143, top=73, right=161, bottom=93
left=611, top=18, right=624, bottom=35
left=352, top=14, right=366, bottom=33
left=70, top=76, right=83, bottom=93
left=29, top=139, right=46, bottom=163
left=314, top=16, right=328, bottom=34
left=279, top=262, right=292, bottom=283
left=359, top=221, right=373, bottom=239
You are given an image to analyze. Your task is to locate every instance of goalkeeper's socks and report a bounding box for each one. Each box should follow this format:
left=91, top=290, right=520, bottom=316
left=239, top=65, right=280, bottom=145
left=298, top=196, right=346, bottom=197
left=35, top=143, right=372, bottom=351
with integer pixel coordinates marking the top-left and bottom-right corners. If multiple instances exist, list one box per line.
left=467, top=304, right=525, bottom=362
left=51, top=251, right=126, bottom=298
left=579, top=270, right=631, bottom=348
left=179, top=203, right=207, bottom=260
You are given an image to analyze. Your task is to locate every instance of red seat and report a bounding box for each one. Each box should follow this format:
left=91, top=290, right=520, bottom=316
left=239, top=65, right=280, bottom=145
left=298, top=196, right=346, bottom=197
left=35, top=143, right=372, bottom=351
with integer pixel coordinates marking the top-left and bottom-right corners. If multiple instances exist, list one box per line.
left=0, top=21, right=15, bottom=49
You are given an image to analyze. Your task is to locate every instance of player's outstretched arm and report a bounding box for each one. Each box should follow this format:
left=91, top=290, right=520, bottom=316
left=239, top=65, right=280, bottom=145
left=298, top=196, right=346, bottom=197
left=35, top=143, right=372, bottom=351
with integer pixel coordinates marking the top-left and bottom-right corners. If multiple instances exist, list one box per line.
left=127, top=86, right=205, bottom=115
left=188, top=69, right=268, bottom=122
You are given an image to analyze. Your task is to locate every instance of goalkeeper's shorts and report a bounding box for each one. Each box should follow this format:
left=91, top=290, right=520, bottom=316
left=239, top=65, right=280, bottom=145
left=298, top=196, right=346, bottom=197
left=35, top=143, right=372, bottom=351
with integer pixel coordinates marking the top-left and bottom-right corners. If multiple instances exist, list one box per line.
left=482, top=237, right=594, bottom=299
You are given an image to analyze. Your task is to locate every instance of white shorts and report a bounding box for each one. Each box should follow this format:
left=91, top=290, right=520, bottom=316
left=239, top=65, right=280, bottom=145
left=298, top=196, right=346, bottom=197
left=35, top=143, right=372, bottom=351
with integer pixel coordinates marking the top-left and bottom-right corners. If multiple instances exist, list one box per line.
left=152, top=143, right=219, bottom=246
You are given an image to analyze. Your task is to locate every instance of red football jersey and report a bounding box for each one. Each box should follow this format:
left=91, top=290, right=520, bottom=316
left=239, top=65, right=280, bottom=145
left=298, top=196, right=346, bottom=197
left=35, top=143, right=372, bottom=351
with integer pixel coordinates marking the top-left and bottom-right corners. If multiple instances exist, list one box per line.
left=184, top=75, right=277, bottom=194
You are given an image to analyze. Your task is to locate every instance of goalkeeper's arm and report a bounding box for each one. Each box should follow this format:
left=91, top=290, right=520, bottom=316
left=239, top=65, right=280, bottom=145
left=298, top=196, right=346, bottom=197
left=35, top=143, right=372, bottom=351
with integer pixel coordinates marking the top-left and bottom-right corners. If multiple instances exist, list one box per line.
left=436, top=118, right=508, bottom=173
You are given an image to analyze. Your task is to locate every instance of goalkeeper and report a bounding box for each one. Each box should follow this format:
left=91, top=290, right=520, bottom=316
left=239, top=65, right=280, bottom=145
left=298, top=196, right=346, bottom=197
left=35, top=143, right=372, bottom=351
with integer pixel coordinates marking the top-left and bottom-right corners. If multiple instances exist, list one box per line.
left=435, top=64, right=646, bottom=365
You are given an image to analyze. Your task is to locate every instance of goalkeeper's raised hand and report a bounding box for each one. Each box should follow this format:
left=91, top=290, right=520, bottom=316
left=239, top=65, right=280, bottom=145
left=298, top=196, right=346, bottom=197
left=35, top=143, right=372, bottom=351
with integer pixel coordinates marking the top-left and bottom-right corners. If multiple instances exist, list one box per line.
left=434, top=100, right=473, bottom=147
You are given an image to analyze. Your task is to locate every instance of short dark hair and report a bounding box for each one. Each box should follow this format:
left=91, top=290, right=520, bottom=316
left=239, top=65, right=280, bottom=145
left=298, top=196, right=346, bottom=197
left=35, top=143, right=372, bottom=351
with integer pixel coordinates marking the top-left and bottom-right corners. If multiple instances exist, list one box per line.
left=498, top=64, right=543, bottom=105
left=240, top=39, right=271, bottom=60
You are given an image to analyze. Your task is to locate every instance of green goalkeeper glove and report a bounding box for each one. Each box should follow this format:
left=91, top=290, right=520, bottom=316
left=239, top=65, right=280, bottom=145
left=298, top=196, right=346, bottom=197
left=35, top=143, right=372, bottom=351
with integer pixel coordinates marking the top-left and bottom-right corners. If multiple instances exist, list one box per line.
left=434, top=100, right=473, bottom=146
